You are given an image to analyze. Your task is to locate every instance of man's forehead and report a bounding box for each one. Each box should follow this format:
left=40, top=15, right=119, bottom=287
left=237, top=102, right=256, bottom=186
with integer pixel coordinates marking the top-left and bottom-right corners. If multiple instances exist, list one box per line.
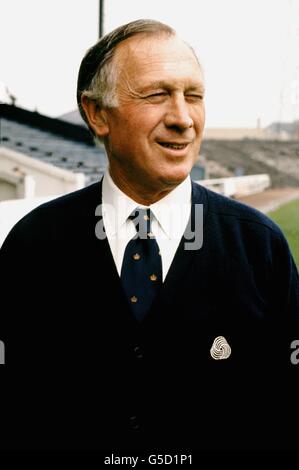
left=114, top=34, right=203, bottom=87
left=115, top=33, right=199, bottom=67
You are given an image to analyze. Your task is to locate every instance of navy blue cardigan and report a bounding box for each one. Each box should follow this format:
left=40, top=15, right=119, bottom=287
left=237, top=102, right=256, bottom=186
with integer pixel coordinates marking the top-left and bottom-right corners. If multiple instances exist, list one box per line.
left=0, top=180, right=298, bottom=450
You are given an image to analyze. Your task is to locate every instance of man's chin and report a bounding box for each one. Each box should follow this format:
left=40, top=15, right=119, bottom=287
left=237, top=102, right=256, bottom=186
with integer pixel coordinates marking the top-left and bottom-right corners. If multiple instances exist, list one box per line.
left=160, top=170, right=190, bottom=187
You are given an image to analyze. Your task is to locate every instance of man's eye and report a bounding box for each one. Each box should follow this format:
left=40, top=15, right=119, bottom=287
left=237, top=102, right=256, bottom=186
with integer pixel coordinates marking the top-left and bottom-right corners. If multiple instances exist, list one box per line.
left=145, top=92, right=167, bottom=100
left=186, top=94, right=203, bottom=101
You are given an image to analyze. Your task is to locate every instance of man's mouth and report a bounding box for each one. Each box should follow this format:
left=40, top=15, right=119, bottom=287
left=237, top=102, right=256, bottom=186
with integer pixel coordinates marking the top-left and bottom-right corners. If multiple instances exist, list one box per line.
left=158, top=142, right=189, bottom=150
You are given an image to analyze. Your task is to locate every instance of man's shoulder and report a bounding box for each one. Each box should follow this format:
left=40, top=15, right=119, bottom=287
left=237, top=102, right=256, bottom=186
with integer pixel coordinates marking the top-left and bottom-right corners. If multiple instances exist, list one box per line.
left=2, top=182, right=101, bottom=247
left=192, top=181, right=282, bottom=236
left=25, top=181, right=99, bottom=218
left=34, top=181, right=101, bottom=214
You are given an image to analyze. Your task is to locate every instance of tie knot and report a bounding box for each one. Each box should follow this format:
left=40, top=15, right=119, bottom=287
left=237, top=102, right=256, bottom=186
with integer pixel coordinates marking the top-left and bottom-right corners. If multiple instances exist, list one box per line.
left=129, top=208, right=153, bottom=238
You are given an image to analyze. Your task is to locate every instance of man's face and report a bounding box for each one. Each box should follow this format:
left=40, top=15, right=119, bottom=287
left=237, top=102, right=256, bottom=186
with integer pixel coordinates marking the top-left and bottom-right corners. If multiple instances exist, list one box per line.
left=102, top=34, right=205, bottom=195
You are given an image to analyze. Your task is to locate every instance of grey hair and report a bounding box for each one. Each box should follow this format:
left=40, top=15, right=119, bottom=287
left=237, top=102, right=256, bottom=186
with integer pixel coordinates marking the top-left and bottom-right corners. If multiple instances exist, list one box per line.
left=82, top=59, right=118, bottom=109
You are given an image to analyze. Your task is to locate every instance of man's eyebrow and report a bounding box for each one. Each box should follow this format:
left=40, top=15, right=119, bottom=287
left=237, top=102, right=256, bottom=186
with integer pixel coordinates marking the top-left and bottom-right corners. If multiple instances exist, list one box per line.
left=186, top=85, right=206, bottom=94
left=137, top=81, right=205, bottom=94
left=135, top=81, right=169, bottom=93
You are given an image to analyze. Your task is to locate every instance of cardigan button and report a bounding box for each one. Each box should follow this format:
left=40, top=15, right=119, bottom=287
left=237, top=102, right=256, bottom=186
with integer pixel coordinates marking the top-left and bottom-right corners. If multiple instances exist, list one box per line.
left=133, top=345, right=143, bottom=359
left=129, top=415, right=141, bottom=430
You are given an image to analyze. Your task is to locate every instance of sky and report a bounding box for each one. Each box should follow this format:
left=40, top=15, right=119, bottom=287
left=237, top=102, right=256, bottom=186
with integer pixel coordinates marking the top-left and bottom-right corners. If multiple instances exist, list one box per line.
left=1, top=0, right=299, bottom=128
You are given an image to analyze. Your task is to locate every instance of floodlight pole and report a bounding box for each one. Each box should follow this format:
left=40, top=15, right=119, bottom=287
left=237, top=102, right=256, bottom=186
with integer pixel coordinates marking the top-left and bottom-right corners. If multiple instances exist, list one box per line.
left=99, top=0, right=104, bottom=38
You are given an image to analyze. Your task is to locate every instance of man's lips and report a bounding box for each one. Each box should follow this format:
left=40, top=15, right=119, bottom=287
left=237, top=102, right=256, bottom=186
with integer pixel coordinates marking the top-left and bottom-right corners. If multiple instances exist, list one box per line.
left=157, top=142, right=190, bottom=150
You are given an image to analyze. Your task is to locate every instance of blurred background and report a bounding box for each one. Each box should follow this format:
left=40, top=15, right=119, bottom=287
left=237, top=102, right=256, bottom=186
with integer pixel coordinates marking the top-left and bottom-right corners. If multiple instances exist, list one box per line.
left=1, top=0, right=299, bottom=263
left=1, top=0, right=299, bottom=127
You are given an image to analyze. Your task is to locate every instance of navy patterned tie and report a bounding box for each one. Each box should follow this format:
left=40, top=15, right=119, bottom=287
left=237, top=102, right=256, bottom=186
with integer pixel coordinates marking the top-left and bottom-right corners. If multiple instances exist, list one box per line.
left=121, top=208, right=162, bottom=321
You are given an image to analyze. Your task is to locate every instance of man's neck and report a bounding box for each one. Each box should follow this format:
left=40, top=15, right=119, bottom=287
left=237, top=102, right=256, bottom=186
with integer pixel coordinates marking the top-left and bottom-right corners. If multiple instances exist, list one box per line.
left=108, top=168, right=181, bottom=205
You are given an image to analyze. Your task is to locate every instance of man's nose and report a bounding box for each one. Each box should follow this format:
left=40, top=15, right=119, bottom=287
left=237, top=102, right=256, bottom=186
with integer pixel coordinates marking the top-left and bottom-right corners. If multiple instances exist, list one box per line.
left=164, top=95, right=193, bottom=130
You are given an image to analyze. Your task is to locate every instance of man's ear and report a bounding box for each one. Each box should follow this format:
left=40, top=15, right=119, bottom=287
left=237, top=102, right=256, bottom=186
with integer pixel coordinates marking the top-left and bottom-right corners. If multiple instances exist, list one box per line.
left=81, top=96, right=109, bottom=138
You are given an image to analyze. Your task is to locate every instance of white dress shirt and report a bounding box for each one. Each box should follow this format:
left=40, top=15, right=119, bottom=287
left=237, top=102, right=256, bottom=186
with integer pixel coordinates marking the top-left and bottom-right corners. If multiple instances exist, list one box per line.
left=102, top=170, right=192, bottom=282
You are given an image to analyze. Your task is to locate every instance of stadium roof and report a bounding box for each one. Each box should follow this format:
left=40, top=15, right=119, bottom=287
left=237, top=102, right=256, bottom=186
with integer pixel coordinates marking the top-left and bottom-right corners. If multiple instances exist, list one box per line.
left=1, top=104, right=108, bottom=186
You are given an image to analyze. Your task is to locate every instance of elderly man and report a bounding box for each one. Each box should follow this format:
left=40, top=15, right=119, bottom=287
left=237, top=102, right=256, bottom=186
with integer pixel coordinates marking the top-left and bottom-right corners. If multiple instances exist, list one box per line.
left=0, top=19, right=298, bottom=451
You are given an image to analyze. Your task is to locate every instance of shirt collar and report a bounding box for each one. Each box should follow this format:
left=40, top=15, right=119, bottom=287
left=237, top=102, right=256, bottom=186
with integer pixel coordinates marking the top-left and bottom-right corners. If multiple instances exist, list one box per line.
left=102, top=169, right=192, bottom=238
left=150, top=176, right=191, bottom=239
left=102, top=170, right=137, bottom=236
